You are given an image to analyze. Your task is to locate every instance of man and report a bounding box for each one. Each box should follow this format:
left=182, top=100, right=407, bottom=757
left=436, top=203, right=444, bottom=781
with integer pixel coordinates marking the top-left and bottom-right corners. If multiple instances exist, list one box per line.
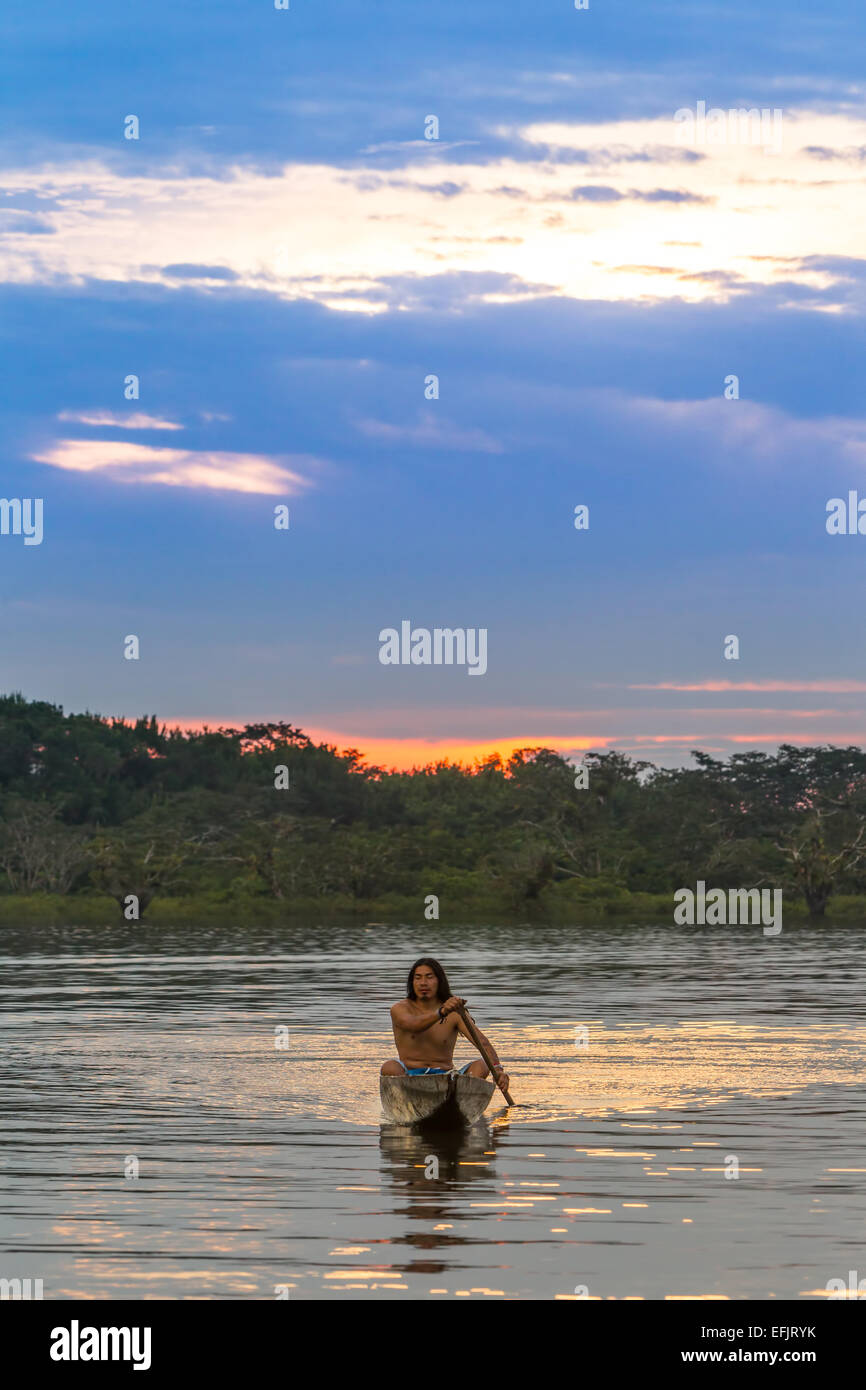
left=381, top=956, right=511, bottom=1096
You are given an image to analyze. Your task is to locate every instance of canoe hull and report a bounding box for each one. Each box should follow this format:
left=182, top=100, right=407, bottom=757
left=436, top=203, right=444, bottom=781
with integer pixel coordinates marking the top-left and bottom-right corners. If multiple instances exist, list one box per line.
left=380, top=1072, right=495, bottom=1128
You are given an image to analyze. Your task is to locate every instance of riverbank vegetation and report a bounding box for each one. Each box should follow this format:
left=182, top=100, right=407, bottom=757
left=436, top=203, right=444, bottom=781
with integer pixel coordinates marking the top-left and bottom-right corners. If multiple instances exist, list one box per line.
left=2, top=693, right=866, bottom=923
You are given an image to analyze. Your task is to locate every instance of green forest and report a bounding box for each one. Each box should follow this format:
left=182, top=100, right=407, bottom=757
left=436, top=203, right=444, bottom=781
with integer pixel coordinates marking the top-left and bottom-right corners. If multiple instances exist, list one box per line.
left=1, top=692, right=866, bottom=923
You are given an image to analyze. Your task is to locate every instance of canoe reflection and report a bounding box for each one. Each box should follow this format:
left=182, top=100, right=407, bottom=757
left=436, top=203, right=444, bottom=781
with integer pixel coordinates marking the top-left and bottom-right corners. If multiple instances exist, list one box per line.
left=380, top=1112, right=508, bottom=1200
left=375, top=1123, right=511, bottom=1273
left=378, top=1120, right=510, bottom=1261
left=380, top=1119, right=506, bottom=1179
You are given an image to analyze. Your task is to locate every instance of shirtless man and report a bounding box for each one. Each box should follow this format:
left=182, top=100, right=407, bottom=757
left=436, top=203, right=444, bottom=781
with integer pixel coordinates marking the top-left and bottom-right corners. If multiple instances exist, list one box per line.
left=381, top=956, right=511, bottom=1096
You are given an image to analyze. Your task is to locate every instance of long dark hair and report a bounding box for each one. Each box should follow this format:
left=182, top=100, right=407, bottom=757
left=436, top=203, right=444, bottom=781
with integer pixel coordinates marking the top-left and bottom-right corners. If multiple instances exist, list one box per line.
left=406, top=956, right=452, bottom=1002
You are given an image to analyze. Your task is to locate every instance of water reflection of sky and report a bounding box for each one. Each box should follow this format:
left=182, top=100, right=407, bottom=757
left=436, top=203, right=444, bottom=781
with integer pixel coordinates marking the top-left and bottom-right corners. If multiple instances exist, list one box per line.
left=278, top=1021, right=866, bottom=1125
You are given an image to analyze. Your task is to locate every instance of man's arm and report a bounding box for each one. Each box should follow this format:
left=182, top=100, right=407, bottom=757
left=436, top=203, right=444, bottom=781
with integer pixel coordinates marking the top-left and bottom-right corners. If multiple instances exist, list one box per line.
left=390, top=997, right=465, bottom=1035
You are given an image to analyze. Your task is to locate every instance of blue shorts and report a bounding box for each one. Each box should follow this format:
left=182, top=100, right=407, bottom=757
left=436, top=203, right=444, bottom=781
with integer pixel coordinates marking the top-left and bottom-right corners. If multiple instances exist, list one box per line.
left=396, top=1060, right=475, bottom=1077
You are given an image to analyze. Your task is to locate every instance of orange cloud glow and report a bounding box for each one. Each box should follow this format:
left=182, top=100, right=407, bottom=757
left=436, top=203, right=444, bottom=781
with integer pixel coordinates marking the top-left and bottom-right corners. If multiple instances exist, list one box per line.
left=302, top=731, right=603, bottom=769
left=629, top=680, right=866, bottom=693
left=158, top=725, right=606, bottom=770
left=56, top=410, right=183, bottom=430
left=137, top=707, right=866, bottom=772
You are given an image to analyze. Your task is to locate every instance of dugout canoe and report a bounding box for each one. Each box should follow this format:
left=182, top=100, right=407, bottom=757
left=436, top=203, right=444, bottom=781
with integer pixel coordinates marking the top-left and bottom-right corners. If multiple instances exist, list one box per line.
left=380, top=1072, right=496, bottom=1128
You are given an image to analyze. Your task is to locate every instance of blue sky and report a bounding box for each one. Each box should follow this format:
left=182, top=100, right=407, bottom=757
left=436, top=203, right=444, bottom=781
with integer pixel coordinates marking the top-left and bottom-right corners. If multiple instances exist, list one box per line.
left=2, top=0, right=866, bottom=767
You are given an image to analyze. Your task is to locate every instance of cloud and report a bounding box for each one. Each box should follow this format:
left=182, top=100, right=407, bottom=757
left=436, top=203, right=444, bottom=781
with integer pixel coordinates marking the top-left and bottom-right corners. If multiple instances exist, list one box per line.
left=359, top=141, right=480, bottom=156
left=676, top=268, right=745, bottom=285
left=795, top=254, right=866, bottom=283
left=161, top=263, right=240, bottom=280
left=369, top=270, right=558, bottom=310
left=609, top=264, right=681, bottom=276
left=563, top=185, right=624, bottom=202
left=633, top=188, right=711, bottom=204
left=804, top=145, right=866, bottom=161
left=525, top=184, right=712, bottom=205
left=630, top=680, right=866, bottom=693
left=603, top=390, right=866, bottom=473
left=494, top=183, right=710, bottom=206
left=0, top=211, right=55, bottom=235
left=518, top=142, right=707, bottom=167
left=1, top=111, right=865, bottom=311
left=356, top=411, right=503, bottom=453
left=346, top=174, right=468, bottom=197
left=31, top=439, right=317, bottom=495
left=57, top=410, right=184, bottom=430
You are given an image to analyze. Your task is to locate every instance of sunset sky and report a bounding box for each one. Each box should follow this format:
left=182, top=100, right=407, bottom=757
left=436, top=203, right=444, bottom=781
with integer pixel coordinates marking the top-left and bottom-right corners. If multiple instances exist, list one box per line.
left=2, top=0, right=866, bottom=770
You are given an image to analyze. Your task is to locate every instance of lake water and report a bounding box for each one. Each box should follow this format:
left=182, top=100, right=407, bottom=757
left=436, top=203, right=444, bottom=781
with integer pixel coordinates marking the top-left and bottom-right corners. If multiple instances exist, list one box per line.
left=1, top=919, right=865, bottom=1301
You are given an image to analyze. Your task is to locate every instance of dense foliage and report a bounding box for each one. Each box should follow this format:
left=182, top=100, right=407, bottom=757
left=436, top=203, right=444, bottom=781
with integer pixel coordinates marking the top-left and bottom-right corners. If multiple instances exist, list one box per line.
left=2, top=693, right=866, bottom=917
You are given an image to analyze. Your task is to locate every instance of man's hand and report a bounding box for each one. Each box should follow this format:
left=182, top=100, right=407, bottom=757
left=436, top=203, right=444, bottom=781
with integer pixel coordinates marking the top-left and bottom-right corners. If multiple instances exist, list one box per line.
left=439, top=996, right=466, bottom=1017
left=493, top=1069, right=510, bottom=1095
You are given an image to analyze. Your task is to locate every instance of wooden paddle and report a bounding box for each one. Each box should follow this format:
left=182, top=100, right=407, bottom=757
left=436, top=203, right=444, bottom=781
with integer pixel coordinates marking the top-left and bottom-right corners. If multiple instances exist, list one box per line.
left=457, top=1006, right=514, bottom=1105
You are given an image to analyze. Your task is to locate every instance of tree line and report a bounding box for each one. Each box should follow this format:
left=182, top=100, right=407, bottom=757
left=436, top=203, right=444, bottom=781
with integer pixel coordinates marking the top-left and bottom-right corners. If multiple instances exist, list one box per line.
left=1, top=692, right=865, bottom=918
